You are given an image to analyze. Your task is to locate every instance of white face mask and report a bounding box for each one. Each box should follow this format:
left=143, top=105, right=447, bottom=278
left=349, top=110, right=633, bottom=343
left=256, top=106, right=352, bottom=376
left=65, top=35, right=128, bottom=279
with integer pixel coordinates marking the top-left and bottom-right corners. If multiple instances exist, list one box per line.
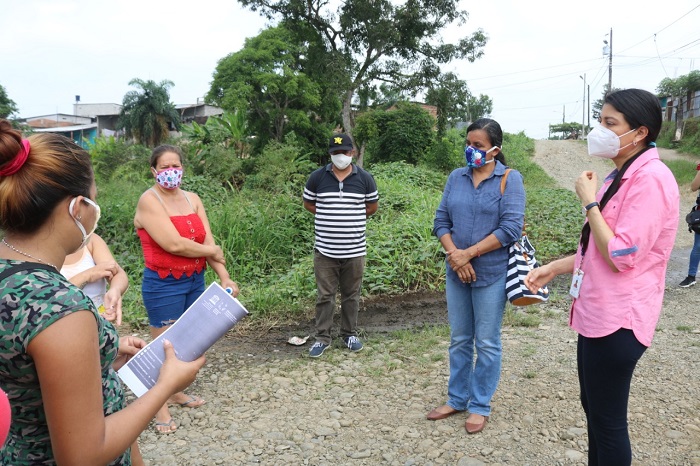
left=331, top=153, right=352, bottom=170
left=587, top=126, right=637, bottom=159
left=69, top=197, right=101, bottom=249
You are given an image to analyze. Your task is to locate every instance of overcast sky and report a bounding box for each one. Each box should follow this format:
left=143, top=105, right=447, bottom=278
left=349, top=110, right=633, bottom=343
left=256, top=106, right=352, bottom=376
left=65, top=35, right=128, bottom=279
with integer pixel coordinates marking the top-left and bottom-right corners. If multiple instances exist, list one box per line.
left=2, top=1, right=699, bottom=140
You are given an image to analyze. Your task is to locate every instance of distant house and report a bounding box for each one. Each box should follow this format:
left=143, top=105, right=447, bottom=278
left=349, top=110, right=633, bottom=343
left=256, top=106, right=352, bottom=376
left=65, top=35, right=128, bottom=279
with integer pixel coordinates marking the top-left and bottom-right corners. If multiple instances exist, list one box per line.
left=19, top=101, right=223, bottom=147
left=32, top=123, right=98, bottom=148
left=660, top=90, right=700, bottom=140
left=22, top=113, right=97, bottom=148
left=176, top=103, right=224, bottom=124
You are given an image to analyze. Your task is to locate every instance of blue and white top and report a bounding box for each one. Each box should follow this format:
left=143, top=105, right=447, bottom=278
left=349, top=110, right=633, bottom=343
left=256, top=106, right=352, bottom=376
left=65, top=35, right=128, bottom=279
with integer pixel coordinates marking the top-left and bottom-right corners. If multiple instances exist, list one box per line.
left=304, top=164, right=379, bottom=259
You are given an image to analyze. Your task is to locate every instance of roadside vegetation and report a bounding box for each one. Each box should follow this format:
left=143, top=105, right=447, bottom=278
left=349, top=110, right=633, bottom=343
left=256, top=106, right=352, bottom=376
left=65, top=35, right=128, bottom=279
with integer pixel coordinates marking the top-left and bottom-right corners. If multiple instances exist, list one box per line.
left=92, top=127, right=583, bottom=328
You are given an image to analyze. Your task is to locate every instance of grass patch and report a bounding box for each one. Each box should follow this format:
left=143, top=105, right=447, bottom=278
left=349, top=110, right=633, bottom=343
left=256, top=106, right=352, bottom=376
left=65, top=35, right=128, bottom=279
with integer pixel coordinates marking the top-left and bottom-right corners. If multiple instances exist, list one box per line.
left=663, top=159, right=698, bottom=185
left=676, top=325, right=692, bottom=332
left=503, top=306, right=542, bottom=328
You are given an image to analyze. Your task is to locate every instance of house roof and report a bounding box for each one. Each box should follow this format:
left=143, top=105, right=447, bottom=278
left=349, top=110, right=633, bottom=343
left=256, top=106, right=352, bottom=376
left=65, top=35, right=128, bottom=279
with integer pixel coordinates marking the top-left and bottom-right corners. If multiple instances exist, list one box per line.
left=32, top=123, right=98, bottom=132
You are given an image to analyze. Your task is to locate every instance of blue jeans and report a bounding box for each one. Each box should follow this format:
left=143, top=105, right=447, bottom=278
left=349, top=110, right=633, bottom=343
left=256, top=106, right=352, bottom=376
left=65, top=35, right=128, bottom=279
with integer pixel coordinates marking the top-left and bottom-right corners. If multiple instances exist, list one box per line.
left=142, top=268, right=205, bottom=328
left=445, top=272, right=506, bottom=416
left=688, top=232, right=700, bottom=276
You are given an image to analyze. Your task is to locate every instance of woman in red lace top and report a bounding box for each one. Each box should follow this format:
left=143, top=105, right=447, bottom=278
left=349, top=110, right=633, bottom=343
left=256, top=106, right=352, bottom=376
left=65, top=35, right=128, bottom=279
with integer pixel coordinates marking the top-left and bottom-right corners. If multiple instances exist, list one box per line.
left=134, top=144, right=239, bottom=433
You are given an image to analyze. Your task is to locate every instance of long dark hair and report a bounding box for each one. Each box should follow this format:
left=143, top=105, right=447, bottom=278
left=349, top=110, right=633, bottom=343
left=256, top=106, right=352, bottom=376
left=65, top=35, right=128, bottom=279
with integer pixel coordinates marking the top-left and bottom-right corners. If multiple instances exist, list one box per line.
left=466, top=118, right=506, bottom=165
left=604, top=89, right=662, bottom=144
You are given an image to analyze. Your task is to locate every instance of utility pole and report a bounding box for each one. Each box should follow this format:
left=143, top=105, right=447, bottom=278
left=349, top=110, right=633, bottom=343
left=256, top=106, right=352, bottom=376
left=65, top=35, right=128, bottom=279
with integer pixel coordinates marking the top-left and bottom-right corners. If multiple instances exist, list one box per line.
left=609, top=28, right=613, bottom=91
left=587, top=84, right=590, bottom=131
left=580, top=74, right=586, bottom=138
left=603, top=28, right=613, bottom=92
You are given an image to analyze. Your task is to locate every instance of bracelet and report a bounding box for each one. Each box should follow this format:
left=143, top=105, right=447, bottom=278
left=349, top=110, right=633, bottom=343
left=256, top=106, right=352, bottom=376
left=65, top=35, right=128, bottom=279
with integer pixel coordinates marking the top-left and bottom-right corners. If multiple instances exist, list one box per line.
left=583, top=201, right=599, bottom=214
left=475, top=244, right=481, bottom=258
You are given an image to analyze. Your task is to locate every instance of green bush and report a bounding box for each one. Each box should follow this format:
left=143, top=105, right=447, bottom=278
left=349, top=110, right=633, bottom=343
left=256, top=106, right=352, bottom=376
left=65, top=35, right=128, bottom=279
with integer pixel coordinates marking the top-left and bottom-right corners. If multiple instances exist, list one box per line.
left=678, top=117, right=700, bottom=156
left=355, top=102, right=435, bottom=165
left=89, top=136, right=150, bottom=183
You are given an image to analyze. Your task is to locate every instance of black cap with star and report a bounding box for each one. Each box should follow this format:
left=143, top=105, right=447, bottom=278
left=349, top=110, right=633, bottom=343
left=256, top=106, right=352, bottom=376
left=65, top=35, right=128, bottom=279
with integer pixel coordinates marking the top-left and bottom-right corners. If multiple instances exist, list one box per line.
left=328, top=133, right=353, bottom=153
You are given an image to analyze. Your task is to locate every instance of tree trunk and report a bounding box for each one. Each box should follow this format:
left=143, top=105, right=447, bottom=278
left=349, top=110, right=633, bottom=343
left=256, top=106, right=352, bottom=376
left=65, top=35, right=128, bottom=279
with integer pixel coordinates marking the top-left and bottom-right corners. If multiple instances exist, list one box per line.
left=357, top=141, right=366, bottom=168
left=341, top=89, right=363, bottom=167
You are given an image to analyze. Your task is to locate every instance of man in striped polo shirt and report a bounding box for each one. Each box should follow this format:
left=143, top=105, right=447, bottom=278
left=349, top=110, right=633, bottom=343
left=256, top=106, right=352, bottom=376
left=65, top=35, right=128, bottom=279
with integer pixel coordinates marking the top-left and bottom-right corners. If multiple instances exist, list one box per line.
left=303, top=133, right=379, bottom=357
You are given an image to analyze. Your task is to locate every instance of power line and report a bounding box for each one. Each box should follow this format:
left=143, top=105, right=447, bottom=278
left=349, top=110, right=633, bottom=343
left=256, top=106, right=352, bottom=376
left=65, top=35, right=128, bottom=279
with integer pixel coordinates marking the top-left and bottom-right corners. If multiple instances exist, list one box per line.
left=618, top=4, right=700, bottom=54
left=463, top=57, right=604, bottom=82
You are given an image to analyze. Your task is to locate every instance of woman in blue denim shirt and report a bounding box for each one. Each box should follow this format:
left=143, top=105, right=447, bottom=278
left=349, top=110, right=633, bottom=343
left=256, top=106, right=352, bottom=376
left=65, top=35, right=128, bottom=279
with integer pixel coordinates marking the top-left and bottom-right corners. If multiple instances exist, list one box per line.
left=428, top=118, right=525, bottom=434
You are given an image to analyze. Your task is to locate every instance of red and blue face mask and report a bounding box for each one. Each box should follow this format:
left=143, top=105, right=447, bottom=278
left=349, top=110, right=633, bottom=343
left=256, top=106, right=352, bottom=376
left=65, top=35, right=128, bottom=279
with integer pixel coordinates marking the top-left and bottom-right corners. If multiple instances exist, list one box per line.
left=465, top=145, right=498, bottom=168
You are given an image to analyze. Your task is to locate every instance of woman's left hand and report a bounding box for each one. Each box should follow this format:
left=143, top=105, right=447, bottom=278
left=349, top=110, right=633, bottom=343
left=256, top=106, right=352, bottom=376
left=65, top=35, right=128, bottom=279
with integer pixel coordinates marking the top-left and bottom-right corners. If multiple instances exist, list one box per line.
left=221, top=279, right=240, bottom=298
left=575, top=171, right=598, bottom=205
left=112, top=336, right=147, bottom=371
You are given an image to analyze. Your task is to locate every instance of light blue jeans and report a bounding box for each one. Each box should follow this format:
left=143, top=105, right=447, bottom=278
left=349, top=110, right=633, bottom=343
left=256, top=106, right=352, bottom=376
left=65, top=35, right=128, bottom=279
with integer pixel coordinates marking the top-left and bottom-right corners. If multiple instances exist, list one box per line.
left=688, top=232, right=700, bottom=277
left=445, top=272, right=507, bottom=416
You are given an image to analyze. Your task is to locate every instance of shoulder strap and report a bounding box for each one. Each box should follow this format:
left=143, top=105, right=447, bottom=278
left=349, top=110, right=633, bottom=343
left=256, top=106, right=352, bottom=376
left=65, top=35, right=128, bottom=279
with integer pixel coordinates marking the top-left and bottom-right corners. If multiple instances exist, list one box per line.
left=500, top=168, right=512, bottom=195
left=182, top=191, right=196, bottom=213
left=148, top=187, right=165, bottom=206
left=0, top=262, right=57, bottom=283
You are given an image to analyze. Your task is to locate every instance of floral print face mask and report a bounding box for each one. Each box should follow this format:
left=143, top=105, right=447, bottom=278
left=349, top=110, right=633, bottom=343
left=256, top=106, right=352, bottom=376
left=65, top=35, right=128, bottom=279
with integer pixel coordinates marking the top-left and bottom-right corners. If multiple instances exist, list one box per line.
left=153, top=167, right=183, bottom=190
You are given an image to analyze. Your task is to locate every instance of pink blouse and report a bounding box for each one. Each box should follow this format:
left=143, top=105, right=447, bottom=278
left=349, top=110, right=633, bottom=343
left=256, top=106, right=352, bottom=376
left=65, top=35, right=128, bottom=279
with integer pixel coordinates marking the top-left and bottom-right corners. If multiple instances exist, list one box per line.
left=570, top=147, right=679, bottom=347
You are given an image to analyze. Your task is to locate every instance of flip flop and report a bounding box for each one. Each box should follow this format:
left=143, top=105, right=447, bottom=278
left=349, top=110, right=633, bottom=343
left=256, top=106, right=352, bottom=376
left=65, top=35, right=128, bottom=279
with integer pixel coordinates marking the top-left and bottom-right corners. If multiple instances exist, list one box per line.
left=176, top=395, right=205, bottom=408
left=154, top=418, right=177, bottom=434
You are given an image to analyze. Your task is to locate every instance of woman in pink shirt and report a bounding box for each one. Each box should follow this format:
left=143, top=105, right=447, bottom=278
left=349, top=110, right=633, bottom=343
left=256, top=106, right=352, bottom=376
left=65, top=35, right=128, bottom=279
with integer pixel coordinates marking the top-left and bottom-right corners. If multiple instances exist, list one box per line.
left=526, top=89, right=679, bottom=466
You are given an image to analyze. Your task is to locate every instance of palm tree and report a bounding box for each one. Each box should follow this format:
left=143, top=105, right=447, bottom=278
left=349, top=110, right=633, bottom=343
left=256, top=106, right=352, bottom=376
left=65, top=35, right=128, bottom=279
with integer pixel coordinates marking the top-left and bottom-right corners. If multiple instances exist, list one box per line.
left=118, top=78, right=181, bottom=147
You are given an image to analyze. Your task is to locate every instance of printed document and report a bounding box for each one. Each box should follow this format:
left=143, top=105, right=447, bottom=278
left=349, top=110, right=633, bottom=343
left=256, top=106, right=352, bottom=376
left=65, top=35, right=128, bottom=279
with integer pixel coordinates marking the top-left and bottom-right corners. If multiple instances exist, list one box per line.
left=118, top=282, right=249, bottom=396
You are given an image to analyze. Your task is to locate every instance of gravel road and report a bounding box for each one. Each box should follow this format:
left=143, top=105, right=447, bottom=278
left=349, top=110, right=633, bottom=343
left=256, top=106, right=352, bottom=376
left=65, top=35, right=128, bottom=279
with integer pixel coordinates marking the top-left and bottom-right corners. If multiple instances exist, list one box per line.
left=130, top=140, right=700, bottom=466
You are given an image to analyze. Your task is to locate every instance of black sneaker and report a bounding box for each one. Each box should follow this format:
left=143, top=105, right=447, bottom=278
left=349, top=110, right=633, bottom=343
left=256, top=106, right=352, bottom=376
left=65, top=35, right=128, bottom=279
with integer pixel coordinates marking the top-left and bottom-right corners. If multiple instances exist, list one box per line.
left=679, top=276, right=696, bottom=288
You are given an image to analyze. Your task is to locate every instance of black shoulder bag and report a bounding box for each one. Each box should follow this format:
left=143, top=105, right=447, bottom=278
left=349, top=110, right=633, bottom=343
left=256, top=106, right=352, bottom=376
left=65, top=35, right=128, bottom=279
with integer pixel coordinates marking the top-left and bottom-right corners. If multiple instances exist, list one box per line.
left=686, top=194, right=700, bottom=234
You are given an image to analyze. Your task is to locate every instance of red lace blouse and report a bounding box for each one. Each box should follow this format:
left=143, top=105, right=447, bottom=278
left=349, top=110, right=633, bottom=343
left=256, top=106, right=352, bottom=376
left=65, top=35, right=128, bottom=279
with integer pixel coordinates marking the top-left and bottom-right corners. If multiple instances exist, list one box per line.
left=137, top=213, right=207, bottom=279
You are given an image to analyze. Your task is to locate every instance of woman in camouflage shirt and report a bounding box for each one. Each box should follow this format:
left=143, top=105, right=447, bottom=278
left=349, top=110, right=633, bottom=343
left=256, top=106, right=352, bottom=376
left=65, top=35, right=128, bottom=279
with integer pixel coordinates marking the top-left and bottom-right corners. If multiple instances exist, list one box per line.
left=0, top=120, right=205, bottom=465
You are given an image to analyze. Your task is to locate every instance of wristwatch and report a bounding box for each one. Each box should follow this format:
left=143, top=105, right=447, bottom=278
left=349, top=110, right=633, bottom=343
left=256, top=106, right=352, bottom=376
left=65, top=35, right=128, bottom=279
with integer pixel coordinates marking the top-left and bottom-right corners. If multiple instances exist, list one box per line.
left=583, top=201, right=599, bottom=214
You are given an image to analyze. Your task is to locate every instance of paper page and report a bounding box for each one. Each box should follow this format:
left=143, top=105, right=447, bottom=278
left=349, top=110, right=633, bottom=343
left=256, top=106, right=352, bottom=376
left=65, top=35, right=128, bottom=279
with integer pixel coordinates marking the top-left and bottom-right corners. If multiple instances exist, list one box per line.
left=117, top=282, right=249, bottom=397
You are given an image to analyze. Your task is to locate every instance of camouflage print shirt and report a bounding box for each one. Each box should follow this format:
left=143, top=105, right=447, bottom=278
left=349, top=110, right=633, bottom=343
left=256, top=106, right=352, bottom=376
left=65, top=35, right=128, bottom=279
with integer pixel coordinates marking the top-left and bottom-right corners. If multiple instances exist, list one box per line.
left=0, top=260, right=129, bottom=465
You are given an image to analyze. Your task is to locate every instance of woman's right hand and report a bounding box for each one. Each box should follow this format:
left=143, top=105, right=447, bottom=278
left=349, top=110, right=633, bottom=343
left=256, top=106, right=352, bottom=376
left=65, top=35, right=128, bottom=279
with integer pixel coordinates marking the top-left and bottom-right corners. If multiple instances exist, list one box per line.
left=456, top=263, right=477, bottom=284
left=157, top=339, right=206, bottom=395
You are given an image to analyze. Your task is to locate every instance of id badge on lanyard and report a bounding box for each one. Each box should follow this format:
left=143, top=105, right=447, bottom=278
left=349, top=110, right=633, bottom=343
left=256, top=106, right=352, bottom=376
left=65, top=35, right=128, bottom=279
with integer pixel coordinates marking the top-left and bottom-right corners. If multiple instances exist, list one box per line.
left=569, top=254, right=585, bottom=299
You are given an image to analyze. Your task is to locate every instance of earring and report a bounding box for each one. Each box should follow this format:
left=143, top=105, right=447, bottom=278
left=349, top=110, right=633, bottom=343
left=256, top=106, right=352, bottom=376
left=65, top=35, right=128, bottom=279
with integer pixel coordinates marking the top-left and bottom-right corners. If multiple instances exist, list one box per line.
left=77, top=215, right=82, bottom=221
left=633, top=140, right=638, bottom=146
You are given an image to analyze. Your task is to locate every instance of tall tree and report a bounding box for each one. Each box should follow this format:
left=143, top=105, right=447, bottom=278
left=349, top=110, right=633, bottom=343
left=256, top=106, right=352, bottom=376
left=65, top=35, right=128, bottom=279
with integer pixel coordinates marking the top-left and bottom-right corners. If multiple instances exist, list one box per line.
left=466, top=94, right=493, bottom=123
left=425, top=73, right=471, bottom=138
left=118, top=79, right=181, bottom=147
left=0, top=84, right=18, bottom=119
left=207, top=26, right=331, bottom=152
left=237, top=0, right=488, bottom=144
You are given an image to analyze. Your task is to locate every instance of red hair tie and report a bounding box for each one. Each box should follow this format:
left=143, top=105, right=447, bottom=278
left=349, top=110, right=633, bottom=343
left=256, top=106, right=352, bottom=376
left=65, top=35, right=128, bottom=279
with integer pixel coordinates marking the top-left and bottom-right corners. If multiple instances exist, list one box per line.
left=0, top=139, right=30, bottom=177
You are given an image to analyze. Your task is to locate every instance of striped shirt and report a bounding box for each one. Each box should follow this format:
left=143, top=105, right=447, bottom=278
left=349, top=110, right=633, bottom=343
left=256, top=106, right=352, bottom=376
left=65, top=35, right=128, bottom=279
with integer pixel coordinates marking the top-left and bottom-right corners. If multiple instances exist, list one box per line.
left=303, top=164, right=379, bottom=258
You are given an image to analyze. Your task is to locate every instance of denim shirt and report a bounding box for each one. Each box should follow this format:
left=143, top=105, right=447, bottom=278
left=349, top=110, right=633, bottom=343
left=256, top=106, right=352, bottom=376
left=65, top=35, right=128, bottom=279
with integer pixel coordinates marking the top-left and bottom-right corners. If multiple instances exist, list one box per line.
left=433, top=161, right=526, bottom=287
